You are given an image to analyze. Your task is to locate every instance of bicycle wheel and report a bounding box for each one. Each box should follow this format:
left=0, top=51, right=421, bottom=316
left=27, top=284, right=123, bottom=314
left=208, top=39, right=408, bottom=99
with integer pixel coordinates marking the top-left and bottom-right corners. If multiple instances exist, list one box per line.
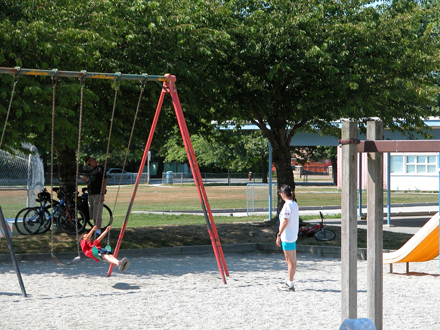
left=15, top=207, right=38, bottom=235
left=37, top=208, right=52, bottom=234
left=58, top=208, right=87, bottom=235
left=22, top=208, right=49, bottom=235
left=314, top=229, right=336, bottom=241
left=52, top=203, right=66, bottom=227
left=86, top=204, right=113, bottom=230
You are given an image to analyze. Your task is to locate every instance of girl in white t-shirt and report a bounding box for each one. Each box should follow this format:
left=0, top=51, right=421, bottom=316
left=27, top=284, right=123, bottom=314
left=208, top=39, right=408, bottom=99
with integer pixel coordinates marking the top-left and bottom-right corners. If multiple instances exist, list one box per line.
left=276, top=184, right=299, bottom=291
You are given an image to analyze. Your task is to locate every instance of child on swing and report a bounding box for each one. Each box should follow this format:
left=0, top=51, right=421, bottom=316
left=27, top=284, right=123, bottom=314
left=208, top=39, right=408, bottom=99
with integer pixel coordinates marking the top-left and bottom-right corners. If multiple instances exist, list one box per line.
left=81, top=225, right=130, bottom=272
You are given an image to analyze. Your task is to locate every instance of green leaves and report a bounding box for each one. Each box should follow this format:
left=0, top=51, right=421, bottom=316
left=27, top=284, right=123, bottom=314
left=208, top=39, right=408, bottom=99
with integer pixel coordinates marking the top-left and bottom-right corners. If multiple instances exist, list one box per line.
left=1, top=0, right=440, bottom=189
left=163, top=129, right=268, bottom=172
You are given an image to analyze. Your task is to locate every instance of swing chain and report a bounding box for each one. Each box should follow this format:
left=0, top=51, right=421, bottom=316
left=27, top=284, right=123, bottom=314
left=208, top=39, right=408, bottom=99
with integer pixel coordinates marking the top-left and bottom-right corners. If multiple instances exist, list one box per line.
left=50, top=76, right=57, bottom=256
left=50, top=75, right=83, bottom=260
left=111, top=79, right=146, bottom=227
left=0, top=73, right=20, bottom=150
left=98, top=78, right=120, bottom=245
left=72, top=78, right=86, bottom=256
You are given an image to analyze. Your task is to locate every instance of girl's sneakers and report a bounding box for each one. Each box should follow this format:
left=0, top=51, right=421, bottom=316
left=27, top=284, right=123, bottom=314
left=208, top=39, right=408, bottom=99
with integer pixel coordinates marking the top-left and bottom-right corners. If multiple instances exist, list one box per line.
left=278, top=283, right=295, bottom=291
left=118, top=257, right=130, bottom=272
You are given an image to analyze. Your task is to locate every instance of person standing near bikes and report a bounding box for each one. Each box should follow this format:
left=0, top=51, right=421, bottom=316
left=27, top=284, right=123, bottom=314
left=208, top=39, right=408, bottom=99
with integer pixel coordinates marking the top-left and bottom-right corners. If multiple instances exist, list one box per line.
left=276, top=184, right=299, bottom=292
left=81, top=156, right=107, bottom=237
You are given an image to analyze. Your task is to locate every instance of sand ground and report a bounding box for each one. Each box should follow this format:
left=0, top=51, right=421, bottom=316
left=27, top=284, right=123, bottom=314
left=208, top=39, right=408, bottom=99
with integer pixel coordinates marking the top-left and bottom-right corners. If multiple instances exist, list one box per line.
left=0, top=252, right=439, bottom=330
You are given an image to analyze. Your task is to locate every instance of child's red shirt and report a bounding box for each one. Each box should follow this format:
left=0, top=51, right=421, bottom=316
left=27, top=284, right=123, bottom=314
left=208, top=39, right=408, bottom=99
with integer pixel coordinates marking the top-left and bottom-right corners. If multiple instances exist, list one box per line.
left=80, top=239, right=101, bottom=262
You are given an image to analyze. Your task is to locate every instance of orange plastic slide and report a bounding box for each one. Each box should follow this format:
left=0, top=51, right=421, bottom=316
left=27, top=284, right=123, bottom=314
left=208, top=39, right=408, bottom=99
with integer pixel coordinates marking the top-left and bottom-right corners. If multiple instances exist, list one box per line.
left=383, top=212, right=439, bottom=264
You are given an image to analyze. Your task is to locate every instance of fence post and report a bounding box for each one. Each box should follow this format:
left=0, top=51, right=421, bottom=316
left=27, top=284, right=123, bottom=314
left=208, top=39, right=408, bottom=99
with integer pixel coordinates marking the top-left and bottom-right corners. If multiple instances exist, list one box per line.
left=26, top=153, right=32, bottom=207
left=268, top=141, right=273, bottom=219
left=358, top=153, right=362, bottom=217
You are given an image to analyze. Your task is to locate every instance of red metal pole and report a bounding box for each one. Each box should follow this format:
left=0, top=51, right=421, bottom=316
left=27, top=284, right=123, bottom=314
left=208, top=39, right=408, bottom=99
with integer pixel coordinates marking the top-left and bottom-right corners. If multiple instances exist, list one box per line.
left=107, top=74, right=228, bottom=283
left=165, top=75, right=229, bottom=283
left=107, top=87, right=167, bottom=277
left=187, top=159, right=229, bottom=276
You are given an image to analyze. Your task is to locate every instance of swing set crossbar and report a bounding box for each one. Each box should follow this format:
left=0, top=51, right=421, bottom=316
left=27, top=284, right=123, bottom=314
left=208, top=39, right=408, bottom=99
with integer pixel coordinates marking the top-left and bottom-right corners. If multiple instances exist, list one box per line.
left=0, top=67, right=167, bottom=82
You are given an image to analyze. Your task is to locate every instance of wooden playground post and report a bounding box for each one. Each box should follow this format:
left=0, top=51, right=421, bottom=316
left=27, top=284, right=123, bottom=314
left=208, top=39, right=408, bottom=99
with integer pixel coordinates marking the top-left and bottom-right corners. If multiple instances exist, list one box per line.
left=340, top=120, right=440, bottom=329
left=340, top=121, right=358, bottom=321
left=366, top=121, right=383, bottom=330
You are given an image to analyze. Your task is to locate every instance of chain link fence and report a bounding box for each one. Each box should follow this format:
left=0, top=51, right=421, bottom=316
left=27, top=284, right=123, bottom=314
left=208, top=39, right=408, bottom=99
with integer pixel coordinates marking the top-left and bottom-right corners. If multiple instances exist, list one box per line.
left=0, top=143, right=44, bottom=219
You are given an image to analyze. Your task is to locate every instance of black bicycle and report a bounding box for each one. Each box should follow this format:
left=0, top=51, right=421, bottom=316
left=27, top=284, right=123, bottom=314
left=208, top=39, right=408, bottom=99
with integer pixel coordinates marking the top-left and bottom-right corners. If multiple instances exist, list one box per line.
left=15, top=188, right=87, bottom=235
left=14, top=189, right=57, bottom=235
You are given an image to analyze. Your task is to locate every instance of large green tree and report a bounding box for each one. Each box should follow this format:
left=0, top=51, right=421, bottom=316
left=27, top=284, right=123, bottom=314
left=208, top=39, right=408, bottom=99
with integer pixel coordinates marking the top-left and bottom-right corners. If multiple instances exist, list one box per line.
left=0, top=0, right=184, bottom=191
left=112, top=0, right=234, bottom=140
left=0, top=0, right=234, bottom=192
left=0, top=0, right=123, bottom=191
left=210, top=0, right=440, bottom=192
left=2, top=0, right=440, bottom=200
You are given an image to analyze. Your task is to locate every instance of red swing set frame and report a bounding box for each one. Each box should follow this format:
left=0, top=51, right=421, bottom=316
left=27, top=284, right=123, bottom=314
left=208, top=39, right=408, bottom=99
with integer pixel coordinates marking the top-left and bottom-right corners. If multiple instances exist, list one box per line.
left=0, top=67, right=229, bottom=284
left=106, top=74, right=229, bottom=283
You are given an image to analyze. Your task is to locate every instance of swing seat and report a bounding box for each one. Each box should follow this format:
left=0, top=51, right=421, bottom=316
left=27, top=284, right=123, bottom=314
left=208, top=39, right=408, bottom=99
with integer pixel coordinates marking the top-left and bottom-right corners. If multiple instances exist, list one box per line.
left=51, top=253, right=81, bottom=266
left=92, top=245, right=112, bottom=260
left=92, top=246, right=100, bottom=260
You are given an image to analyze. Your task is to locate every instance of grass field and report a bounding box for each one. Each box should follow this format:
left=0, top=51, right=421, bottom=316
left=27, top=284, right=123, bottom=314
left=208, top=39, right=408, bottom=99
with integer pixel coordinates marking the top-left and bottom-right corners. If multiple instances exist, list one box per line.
left=0, top=183, right=431, bottom=255
left=2, top=184, right=439, bottom=227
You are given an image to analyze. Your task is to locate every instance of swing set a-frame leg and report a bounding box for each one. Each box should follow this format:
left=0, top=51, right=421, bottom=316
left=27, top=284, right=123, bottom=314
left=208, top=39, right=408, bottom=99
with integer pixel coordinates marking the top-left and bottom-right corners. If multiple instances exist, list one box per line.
left=107, top=75, right=228, bottom=283
left=0, top=206, right=27, bottom=297
left=167, top=77, right=228, bottom=281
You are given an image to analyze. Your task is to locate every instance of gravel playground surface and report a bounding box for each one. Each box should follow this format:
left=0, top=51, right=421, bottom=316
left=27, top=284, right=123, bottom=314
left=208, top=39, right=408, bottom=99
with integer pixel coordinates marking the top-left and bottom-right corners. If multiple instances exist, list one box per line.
left=0, top=252, right=439, bottom=330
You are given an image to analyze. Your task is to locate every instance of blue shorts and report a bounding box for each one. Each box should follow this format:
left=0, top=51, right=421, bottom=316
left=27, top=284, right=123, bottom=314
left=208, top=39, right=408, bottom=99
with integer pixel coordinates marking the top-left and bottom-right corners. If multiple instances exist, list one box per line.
left=97, top=248, right=112, bottom=259
left=281, top=241, right=296, bottom=251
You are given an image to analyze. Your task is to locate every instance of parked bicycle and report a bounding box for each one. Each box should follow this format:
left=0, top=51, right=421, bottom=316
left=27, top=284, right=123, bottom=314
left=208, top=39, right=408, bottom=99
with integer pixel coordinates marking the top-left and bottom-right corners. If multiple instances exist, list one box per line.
left=298, top=211, right=336, bottom=241
left=15, top=187, right=87, bottom=235
left=14, top=188, right=58, bottom=235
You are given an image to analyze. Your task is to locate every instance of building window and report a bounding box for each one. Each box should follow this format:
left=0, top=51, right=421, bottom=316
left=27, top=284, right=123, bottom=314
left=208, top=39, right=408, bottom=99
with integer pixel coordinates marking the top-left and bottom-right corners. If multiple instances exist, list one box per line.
left=391, top=155, right=437, bottom=174
left=390, top=156, right=404, bottom=173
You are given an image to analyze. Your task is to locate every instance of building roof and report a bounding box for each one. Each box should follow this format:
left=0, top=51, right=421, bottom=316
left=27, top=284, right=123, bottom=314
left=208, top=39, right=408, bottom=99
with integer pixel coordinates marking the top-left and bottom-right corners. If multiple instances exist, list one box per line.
left=221, top=118, right=440, bottom=147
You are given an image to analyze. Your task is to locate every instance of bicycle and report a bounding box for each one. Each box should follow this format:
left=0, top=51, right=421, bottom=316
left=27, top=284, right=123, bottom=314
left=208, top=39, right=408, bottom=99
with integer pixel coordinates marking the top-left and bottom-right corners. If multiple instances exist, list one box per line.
left=14, top=188, right=58, bottom=235
left=298, top=212, right=336, bottom=241
left=54, top=188, right=88, bottom=235
left=75, top=187, right=113, bottom=230
left=18, top=188, right=87, bottom=235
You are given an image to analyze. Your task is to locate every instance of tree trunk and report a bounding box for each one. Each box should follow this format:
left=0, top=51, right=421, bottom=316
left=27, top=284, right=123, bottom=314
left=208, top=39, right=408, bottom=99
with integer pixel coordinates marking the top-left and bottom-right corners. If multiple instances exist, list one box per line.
left=272, top=144, right=294, bottom=214
left=272, top=143, right=295, bottom=192
left=157, top=157, right=164, bottom=179
left=259, top=133, right=295, bottom=225
left=56, top=147, right=78, bottom=193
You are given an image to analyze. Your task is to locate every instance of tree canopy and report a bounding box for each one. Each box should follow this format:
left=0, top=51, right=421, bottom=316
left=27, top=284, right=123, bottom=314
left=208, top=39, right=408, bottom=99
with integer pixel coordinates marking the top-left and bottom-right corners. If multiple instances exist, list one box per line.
left=0, top=0, right=230, bottom=190
left=1, top=0, right=440, bottom=194
left=208, top=0, right=440, bottom=189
